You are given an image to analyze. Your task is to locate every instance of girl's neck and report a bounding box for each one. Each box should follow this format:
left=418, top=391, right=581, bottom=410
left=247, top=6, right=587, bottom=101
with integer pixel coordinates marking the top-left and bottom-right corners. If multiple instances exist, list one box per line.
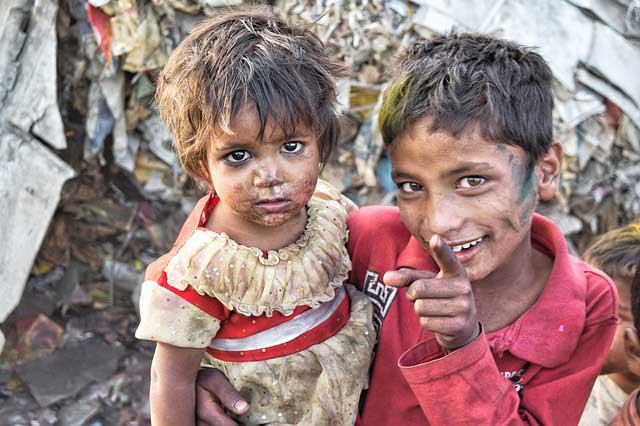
left=205, top=203, right=308, bottom=252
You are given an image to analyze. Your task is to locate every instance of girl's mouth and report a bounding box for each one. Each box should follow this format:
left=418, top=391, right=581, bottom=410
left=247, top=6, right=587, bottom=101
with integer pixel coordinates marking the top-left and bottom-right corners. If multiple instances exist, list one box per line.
left=255, top=198, right=291, bottom=213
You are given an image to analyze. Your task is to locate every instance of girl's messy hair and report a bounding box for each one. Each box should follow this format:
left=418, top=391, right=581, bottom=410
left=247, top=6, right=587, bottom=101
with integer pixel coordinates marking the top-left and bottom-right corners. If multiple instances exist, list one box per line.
left=156, top=6, right=345, bottom=183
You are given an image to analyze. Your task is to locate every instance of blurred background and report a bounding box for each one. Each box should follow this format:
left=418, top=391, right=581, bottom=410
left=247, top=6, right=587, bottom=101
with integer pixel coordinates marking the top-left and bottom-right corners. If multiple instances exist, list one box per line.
left=1, top=0, right=639, bottom=424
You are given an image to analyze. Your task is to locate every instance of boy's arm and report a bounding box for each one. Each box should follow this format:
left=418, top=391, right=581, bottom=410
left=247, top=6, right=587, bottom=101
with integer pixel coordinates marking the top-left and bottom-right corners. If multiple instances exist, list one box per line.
left=397, top=301, right=616, bottom=425
left=150, top=342, right=206, bottom=426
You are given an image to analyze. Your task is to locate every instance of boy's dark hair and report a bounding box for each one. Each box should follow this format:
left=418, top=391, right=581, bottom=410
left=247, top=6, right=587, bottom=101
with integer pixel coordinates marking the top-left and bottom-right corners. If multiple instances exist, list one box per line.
left=631, top=268, right=640, bottom=334
left=583, top=223, right=640, bottom=279
left=156, top=6, right=345, bottom=183
left=379, top=33, right=554, bottom=166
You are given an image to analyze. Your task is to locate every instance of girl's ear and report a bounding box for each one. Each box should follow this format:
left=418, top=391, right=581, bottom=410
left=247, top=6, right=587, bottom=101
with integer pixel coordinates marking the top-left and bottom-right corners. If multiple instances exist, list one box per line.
left=198, top=160, right=214, bottom=193
left=624, top=327, right=640, bottom=377
left=536, top=140, right=563, bottom=202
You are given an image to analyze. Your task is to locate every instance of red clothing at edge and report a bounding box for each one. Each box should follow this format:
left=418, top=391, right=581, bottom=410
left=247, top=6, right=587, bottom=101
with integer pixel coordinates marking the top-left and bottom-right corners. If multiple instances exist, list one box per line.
left=348, top=207, right=618, bottom=425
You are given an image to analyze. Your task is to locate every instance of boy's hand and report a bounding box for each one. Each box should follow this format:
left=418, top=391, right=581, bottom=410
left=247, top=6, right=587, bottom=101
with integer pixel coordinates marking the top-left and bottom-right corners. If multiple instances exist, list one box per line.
left=196, top=369, right=249, bottom=426
left=383, top=235, right=481, bottom=350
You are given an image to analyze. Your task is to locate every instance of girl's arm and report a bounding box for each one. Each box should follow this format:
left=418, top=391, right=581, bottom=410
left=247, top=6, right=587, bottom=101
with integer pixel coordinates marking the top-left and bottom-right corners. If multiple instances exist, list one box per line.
left=150, top=342, right=206, bottom=426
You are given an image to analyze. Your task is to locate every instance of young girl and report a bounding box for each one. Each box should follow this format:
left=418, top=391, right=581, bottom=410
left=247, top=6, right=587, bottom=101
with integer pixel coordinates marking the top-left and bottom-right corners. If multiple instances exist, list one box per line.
left=135, top=8, right=375, bottom=426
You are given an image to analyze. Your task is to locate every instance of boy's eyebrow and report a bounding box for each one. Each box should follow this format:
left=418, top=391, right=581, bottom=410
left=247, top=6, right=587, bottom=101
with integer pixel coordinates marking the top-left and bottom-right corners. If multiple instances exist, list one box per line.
left=390, top=171, right=415, bottom=180
left=446, top=162, right=495, bottom=176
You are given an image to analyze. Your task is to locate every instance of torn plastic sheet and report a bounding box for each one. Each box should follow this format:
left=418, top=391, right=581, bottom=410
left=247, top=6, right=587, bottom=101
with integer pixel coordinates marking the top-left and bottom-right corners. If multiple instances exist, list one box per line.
left=555, top=88, right=606, bottom=129
left=0, top=0, right=66, bottom=150
left=0, top=129, right=75, bottom=353
left=85, top=68, right=136, bottom=171
left=566, top=0, right=640, bottom=37
left=581, top=22, right=640, bottom=114
left=353, top=94, right=384, bottom=187
left=412, top=0, right=595, bottom=92
left=87, top=4, right=114, bottom=67
left=576, top=68, right=640, bottom=129
left=139, top=114, right=181, bottom=172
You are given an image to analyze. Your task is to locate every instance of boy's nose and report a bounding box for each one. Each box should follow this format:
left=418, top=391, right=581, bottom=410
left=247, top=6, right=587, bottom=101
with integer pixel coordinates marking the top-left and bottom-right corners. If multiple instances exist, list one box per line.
left=424, top=195, right=464, bottom=237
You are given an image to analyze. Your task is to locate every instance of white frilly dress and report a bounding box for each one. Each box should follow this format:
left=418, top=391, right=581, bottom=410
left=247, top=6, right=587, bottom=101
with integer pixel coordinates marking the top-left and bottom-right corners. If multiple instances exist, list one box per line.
left=135, top=180, right=375, bottom=425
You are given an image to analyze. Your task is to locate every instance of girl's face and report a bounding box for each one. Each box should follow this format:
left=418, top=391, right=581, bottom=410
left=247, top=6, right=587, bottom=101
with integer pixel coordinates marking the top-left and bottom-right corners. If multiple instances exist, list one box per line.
left=205, top=107, right=321, bottom=228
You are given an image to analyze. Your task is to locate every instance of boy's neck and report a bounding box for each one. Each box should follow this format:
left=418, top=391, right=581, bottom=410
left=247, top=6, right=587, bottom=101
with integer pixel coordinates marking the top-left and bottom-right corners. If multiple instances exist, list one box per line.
left=609, top=373, right=640, bottom=395
left=472, top=230, right=553, bottom=333
left=205, top=203, right=308, bottom=252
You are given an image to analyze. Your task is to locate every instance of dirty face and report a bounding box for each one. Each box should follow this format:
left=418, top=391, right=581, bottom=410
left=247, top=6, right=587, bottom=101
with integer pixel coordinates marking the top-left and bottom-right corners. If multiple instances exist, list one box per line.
left=206, top=106, right=320, bottom=228
left=390, top=116, right=542, bottom=283
left=601, top=275, right=634, bottom=375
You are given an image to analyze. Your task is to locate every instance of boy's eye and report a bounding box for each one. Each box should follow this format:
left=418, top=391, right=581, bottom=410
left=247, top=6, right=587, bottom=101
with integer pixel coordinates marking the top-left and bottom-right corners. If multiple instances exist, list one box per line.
left=398, top=182, right=423, bottom=193
left=225, top=150, right=251, bottom=164
left=458, top=176, right=485, bottom=188
left=281, top=141, right=304, bottom=154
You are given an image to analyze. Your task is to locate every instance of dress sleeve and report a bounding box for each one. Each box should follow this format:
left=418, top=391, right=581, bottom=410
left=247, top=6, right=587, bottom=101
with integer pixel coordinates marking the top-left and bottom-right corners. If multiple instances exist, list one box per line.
left=135, top=272, right=230, bottom=348
left=398, top=316, right=616, bottom=425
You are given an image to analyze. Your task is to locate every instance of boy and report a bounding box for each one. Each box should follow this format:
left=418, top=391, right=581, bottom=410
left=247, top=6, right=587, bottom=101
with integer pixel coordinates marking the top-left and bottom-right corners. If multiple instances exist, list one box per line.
left=196, top=33, right=618, bottom=425
left=610, top=268, right=640, bottom=426
left=580, top=224, right=640, bottom=425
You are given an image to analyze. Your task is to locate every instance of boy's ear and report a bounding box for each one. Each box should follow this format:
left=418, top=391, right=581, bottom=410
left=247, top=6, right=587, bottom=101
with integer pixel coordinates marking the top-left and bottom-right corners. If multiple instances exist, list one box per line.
left=623, top=327, right=640, bottom=376
left=536, top=140, right=563, bottom=202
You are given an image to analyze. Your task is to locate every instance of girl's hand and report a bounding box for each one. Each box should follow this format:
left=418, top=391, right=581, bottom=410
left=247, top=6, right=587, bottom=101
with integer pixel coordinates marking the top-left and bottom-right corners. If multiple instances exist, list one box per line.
left=196, top=369, right=249, bottom=426
left=383, top=235, right=481, bottom=350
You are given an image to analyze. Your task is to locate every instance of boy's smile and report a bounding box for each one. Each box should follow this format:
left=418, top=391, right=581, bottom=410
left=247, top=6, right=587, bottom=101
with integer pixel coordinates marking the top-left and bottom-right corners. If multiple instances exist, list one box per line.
left=390, top=116, right=554, bottom=284
left=204, top=107, right=320, bottom=250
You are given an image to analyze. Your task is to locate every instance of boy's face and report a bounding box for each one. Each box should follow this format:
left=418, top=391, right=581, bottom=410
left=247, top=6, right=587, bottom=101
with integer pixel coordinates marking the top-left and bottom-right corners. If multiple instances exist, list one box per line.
left=601, top=275, right=634, bottom=375
left=205, top=106, right=320, bottom=228
left=390, top=116, right=559, bottom=283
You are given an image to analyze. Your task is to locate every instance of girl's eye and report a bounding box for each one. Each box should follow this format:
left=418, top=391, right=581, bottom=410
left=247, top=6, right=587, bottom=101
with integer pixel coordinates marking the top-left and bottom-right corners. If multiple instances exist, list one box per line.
left=225, top=150, right=251, bottom=164
left=281, top=141, right=304, bottom=154
left=458, top=176, right=485, bottom=188
left=398, top=182, right=423, bottom=193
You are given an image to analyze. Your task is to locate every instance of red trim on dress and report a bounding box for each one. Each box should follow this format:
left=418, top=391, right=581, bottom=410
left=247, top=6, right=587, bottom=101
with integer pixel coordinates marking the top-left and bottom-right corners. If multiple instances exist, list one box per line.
left=156, top=271, right=230, bottom=321
left=206, top=293, right=350, bottom=362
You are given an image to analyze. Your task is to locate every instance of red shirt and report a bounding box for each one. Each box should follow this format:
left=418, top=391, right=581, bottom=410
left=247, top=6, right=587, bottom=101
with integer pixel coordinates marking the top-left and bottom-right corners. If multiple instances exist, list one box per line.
left=348, top=206, right=618, bottom=425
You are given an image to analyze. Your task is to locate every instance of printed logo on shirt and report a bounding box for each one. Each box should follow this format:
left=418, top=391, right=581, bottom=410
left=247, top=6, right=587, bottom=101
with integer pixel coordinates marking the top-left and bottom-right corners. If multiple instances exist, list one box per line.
left=501, top=367, right=527, bottom=393
left=363, top=270, right=397, bottom=336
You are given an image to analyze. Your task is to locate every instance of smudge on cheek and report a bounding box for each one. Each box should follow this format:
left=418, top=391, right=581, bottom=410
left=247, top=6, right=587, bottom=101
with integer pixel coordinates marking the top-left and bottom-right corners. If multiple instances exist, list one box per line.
left=517, top=180, right=538, bottom=228
left=517, top=167, right=536, bottom=204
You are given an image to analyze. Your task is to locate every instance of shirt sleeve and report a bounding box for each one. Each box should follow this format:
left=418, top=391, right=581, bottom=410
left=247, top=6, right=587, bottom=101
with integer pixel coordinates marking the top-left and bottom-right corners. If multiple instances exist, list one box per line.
left=135, top=273, right=230, bottom=348
left=398, top=318, right=617, bottom=425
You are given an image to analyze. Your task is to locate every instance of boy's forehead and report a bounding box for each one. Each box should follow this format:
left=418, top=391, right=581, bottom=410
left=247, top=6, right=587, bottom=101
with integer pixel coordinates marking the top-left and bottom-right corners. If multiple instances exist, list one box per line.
left=395, top=116, right=526, bottom=160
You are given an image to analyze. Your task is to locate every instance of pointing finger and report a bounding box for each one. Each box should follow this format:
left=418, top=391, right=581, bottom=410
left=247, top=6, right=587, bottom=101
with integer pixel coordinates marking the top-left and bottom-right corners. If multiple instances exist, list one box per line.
left=383, top=268, right=437, bottom=288
left=429, top=235, right=466, bottom=278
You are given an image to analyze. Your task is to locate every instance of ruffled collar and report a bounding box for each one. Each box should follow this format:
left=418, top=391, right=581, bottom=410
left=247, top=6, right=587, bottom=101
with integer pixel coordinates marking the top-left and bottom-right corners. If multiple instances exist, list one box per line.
left=164, top=182, right=352, bottom=317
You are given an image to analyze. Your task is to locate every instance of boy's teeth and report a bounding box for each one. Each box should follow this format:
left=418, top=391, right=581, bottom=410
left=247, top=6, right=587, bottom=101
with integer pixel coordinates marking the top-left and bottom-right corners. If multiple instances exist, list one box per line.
left=451, top=237, right=483, bottom=253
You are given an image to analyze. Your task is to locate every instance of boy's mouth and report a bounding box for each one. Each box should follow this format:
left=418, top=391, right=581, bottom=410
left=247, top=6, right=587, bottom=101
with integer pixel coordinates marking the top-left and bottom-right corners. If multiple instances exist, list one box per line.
left=449, top=237, right=484, bottom=253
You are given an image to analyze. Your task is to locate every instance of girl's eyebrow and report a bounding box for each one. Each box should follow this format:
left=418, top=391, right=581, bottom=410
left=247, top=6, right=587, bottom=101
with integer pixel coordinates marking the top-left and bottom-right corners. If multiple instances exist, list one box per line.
left=215, top=141, right=255, bottom=151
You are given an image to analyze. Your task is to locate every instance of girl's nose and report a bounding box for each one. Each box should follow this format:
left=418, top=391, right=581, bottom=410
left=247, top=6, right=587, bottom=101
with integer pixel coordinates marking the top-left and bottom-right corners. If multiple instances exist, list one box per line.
left=253, top=161, right=283, bottom=187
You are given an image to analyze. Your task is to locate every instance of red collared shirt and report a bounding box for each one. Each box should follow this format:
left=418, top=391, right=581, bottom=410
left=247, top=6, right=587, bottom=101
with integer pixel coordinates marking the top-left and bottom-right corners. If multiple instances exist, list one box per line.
left=348, top=207, right=618, bottom=425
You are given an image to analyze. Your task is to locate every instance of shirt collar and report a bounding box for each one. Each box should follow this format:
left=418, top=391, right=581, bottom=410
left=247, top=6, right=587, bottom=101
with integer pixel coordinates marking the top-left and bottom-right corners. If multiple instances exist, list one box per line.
left=489, top=213, right=587, bottom=368
left=396, top=213, right=587, bottom=368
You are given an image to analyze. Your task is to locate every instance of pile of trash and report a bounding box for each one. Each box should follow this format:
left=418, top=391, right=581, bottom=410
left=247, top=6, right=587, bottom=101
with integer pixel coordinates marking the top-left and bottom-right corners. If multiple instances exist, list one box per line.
left=1, top=0, right=639, bottom=423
